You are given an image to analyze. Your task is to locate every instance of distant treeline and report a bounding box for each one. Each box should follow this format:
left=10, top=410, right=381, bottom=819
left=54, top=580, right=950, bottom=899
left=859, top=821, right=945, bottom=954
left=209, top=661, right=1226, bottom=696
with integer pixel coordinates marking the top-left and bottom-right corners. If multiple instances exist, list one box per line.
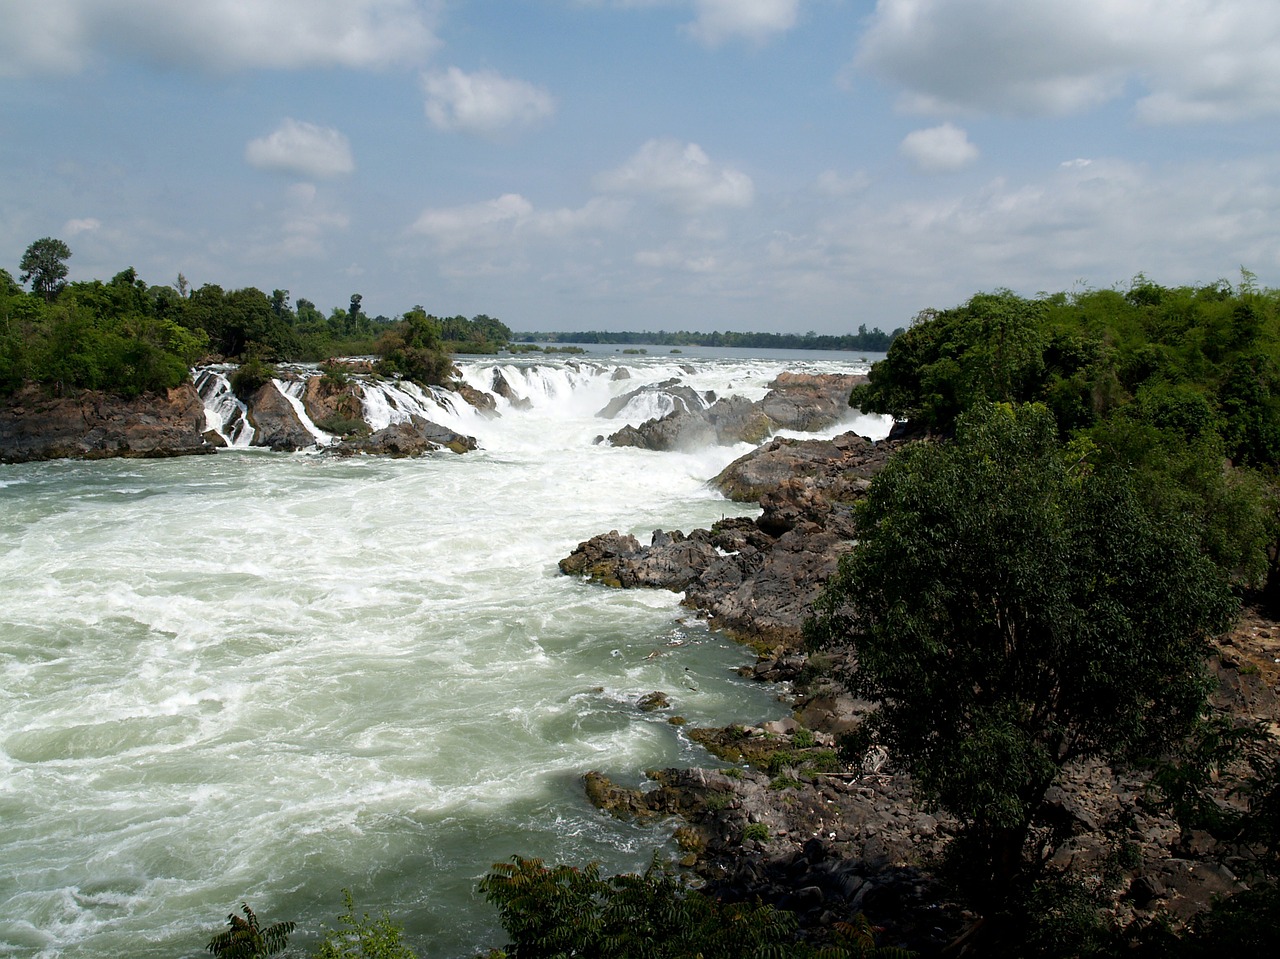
left=515, top=325, right=903, bottom=352
left=1, top=237, right=510, bottom=397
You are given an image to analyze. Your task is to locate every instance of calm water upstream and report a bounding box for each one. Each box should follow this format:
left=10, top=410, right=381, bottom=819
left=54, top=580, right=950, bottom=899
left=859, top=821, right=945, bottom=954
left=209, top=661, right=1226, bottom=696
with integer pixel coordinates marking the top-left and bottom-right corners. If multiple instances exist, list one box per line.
left=0, top=352, right=886, bottom=958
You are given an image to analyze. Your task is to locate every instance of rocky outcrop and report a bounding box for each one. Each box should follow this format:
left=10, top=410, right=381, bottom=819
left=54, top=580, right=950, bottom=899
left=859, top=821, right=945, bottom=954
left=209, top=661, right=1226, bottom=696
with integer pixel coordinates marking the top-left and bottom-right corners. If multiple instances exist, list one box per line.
left=491, top=369, right=531, bottom=410
left=713, top=431, right=887, bottom=504
left=302, top=375, right=366, bottom=431
left=333, top=415, right=477, bottom=457
left=451, top=382, right=499, bottom=416
left=246, top=381, right=317, bottom=451
left=560, top=431, right=901, bottom=644
left=582, top=763, right=962, bottom=952
left=603, top=372, right=868, bottom=451
left=569, top=430, right=1280, bottom=951
left=0, top=383, right=213, bottom=463
left=759, top=372, right=863, bottom=432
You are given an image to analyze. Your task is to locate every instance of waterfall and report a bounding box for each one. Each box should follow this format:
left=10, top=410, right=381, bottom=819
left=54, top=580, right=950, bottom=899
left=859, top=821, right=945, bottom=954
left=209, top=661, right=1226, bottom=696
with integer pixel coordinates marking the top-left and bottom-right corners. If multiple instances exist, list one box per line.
left=193, top=368, right=254, bottom=447
left=272, top=378, right=335, bottom=447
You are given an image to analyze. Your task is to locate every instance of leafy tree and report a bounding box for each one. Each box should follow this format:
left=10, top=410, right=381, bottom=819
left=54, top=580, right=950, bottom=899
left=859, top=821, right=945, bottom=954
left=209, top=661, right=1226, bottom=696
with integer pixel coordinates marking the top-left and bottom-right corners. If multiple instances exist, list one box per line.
left=312, top=890, right=418, bottom=959
left=374, top=309, right=454, bottom=386
left=849, top=291, right=1047, bottom=431
left=19, top=237, right=72, bottom=301
left=807, top=403, right=1237, bottom=913
left=206, top=903, right=295, bottom=959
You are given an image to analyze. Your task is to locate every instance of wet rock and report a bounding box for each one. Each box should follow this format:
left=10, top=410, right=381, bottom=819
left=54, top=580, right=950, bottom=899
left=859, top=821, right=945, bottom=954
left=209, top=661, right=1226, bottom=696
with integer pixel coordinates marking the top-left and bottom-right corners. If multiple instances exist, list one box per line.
left=637, top=691, right=671, bottom=712
left=608, top=408, right=717, bottom=451
left=491, top=369, right=531, bottom=410
left=302, top=375, right=366, bottom=431
left=246, top=380, right=318, bottom=451
left=605, top=373, right=869, bottom=452
left=334, top=415, right=477, bottom=457
left=451, top=382, right=499, bottom=416
left=0, top=382, right=214, bottom=463
left=758, top=372, right=864, bottom=431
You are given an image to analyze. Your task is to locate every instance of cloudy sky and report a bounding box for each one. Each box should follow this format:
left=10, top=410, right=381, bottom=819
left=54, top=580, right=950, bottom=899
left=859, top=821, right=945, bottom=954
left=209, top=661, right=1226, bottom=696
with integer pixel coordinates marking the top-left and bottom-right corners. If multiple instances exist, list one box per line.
left=2, top=0, right=1279, bottom=334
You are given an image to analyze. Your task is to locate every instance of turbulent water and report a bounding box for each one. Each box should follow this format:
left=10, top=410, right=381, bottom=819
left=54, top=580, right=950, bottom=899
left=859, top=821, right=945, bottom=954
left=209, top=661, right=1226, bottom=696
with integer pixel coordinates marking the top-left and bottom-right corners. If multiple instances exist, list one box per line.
left=0, top=352, right=886, bottom=959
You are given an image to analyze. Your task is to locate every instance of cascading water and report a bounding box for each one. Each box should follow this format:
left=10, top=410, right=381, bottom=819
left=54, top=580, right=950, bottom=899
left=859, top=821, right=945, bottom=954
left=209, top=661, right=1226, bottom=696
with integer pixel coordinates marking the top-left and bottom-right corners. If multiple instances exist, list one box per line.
left=0, top=351, right=888, bottom=959
left=193, top=369, right=254, bottom=448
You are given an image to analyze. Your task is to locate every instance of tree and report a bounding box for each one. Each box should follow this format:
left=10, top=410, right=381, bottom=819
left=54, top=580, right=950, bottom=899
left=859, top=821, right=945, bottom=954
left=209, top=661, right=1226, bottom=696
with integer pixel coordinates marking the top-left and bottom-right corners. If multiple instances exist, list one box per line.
left=374, top=308, right=454, bottom=386
left=807, top=402, right=1237, bottom=910
left=19, top=237, right=72, bottom=301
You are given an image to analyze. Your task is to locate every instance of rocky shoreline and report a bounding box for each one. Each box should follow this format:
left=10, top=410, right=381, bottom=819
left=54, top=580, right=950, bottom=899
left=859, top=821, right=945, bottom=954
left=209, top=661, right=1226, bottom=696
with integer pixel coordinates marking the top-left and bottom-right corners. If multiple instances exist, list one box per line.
left=562, top=430, right=1280, bottom=952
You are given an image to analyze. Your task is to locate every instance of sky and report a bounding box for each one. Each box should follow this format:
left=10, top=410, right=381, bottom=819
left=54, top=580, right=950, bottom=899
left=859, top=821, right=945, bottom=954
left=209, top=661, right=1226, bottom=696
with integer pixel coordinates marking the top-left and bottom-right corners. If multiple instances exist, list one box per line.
left=2, top=0, right=1279, bottom=335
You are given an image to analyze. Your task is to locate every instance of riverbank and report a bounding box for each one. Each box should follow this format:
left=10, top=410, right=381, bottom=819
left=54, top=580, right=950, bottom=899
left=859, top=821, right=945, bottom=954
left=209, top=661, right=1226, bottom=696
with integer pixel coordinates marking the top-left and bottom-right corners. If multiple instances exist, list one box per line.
left=565, top=430, right=1280, bottom=953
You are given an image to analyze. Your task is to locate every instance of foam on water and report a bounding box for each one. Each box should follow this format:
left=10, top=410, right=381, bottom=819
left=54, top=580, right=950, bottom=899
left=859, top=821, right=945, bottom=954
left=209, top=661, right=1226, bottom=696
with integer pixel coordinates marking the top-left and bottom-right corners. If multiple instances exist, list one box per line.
left=0, top=354, right=885, bottom=958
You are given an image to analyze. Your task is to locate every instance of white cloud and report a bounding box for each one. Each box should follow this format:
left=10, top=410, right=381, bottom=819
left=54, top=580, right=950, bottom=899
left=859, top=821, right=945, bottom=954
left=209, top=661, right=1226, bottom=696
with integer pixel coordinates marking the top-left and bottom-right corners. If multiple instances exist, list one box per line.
left=64, top=217, right=102, bottom=236
left=684, top=0, right=802, bottom=47
left=245, top=120, right=355, bottom=180
left=854, top=0, right=1280, bottom=123
left=573, top=1, right=803, bottom=46
left=899, top=124, right=979, bottom=173
left=422, top=67, right=556, bottom=138
left=409, top=194, right=625, bottom=253
left=815, top=169, right=871, bottom=197
left=596, top=139, right=754, bottom=214
left=0, top=0, right=441, bottom=76
left=803, top=155, right=1280, bottom=313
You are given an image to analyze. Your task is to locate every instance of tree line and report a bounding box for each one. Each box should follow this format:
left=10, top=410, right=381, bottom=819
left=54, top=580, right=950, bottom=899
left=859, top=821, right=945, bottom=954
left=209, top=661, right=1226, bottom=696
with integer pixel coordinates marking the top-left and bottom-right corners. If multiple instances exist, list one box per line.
left=0, top=237, right=512, bottom=397
left=808, top=272, right=1280, bottom=955
left=516, top=325, right=903, bottom=352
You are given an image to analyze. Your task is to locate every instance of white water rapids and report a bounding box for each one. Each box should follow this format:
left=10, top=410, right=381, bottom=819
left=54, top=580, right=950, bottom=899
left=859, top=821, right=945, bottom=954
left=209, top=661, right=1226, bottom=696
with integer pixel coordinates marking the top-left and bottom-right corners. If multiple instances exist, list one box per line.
left=0, top=351, right=887, bottom=958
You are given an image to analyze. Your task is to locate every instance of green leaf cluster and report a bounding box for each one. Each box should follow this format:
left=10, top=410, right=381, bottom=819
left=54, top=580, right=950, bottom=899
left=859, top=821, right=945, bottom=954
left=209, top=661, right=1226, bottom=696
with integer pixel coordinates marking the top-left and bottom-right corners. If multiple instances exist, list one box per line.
left=808, top=403, right=1239, bottom=899
left=206, top=903, right=296, bottom=959
left=853, top=276, right=1280, bottom=459
left=478, top=855, right=909, bottom=958
left=516, top=325, right=903, bottom=352
left=312, top=890, right=418, bottom=959
left=3, top=238, right=513, bottom=397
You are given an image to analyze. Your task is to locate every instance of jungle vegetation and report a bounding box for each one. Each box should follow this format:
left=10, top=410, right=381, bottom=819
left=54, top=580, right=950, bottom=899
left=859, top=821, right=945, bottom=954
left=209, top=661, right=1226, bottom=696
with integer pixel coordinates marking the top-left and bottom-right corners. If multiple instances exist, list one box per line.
left=0, top=239, right=512, bottom=397
left=809, top=272, right=1280, bottom=955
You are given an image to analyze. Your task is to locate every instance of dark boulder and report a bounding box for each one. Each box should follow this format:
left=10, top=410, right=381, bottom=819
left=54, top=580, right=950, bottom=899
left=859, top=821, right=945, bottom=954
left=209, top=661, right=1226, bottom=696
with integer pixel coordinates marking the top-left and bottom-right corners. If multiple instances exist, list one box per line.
left=334, top=414, right=477, bottom=457
left=0, top=383, right=214, bottom=463
left=247, top=380, right=317, bottom=451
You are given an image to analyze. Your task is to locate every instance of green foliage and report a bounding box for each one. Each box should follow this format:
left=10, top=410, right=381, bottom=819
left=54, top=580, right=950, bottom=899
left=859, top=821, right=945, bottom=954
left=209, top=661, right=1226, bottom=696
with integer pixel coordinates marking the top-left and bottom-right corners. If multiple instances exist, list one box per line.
left=850, top=291, right=1047, bottom=430
left=1149, top=715, right=1280, bottom=878
left=850, top=277, right=1280, bottom=471
left=206, top=903, right=295, bottom=959
left=230, top=354, right=276, bottom=402
left=375, top=309, right=455, bottom=386
left=742, top=822, right=771, bottom=842
left=19, top=237, right=72, bottom=301
left=479, top=855, right=903, bottom=959
left=807, top=402, right=1237, bottom=901
left=312, top=890, right=417, bottom=959
left=517, top=326, right=902, bottom=352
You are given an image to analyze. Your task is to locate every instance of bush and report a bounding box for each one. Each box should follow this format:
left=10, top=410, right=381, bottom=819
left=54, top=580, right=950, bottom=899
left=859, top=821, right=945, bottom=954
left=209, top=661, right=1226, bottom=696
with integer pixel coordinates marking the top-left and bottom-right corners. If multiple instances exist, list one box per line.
left=312, top=890, right=417, bottom=959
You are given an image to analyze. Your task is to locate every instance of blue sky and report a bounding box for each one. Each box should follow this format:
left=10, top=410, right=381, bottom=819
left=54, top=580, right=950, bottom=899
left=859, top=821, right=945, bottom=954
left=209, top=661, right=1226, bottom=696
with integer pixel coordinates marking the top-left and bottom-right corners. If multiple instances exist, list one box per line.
left=2, top=1, right=1279, bottom=335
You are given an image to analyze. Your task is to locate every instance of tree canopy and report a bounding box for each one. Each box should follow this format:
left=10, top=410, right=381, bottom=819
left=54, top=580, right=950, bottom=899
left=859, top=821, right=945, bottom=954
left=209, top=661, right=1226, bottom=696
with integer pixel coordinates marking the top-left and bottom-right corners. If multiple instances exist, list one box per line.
left=1, top=239, right=511, bottom=397
left=18, top=237, right=72, bottom=302
left=808, top=402, right=1238, bottom=902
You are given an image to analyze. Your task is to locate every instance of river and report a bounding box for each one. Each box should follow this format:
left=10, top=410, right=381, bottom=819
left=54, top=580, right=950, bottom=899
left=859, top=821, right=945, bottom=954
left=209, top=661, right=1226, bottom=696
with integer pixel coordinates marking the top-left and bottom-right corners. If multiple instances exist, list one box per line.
left=0, top=350, right=886, bottom=958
